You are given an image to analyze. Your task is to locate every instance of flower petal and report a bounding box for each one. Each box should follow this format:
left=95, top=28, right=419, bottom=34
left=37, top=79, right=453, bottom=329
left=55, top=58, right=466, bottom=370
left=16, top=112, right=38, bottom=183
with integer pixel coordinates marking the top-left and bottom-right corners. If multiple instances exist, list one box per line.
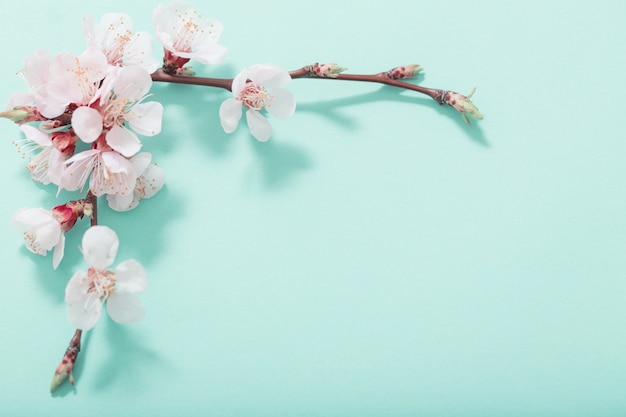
left=106, top=125, right=141, bottom=157
left=126, top=101, right=163, bottom=137
left=266, top=87, right=296, bottom=119
left=107, top=192, right=136, bottom=212
left=140, top=164, right=165, bottom=199
left=20, top=124, right=51, bottom=146
left=82, top=225, right=119, bottom=270
left=112, top=66, right=152, bottom=102
left=107, top=292, right=146, bottom=324
left=60, top=149, right=99, bottom=192
left=52, top=233, right=65, bottom=270
left=115, top=259, right=147, bottom=293
left=249, top=64, right=291, bottom=88
left=219, top=98, right=242, bottom=134
left=246, top=109, right=272, bottom=142
left=72, top=106, right=103, bottom=143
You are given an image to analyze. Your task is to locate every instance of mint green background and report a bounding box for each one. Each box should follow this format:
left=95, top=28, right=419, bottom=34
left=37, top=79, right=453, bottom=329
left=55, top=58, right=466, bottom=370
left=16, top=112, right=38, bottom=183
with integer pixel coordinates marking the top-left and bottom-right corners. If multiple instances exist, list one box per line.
left=1, top=1, right=626, bottom=415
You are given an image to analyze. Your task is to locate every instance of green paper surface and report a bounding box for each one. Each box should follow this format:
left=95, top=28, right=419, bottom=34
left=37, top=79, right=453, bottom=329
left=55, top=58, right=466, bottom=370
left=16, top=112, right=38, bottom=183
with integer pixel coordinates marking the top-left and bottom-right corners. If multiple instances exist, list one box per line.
left=1, top=1, right=626, bottom=416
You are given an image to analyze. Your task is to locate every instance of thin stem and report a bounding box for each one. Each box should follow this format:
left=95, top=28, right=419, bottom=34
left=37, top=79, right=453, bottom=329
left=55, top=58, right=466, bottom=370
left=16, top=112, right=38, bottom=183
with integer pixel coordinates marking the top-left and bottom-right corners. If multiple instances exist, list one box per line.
left=150, top=66, right=447, bottom=102
left=86, top=190, right=98, bottom=226
left=289, top=68, right=445, bottom=102
left=151, top=69, right=233, bottom=91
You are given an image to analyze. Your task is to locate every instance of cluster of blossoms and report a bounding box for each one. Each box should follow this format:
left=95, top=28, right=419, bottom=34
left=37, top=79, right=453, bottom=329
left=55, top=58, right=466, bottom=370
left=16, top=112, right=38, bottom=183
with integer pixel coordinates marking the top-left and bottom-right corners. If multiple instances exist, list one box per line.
left=1, top=0, right=482, bottom=392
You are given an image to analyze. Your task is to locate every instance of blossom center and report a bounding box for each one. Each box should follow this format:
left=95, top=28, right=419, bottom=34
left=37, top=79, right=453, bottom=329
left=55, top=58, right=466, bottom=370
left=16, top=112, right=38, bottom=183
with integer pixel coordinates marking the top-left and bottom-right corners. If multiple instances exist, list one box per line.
left=238, top=82, right=273, bottom=110
left=101, top=94, right=130, bottom=128
left=69, top=57, right=100, bottom=103
left=87, top=267, right=117, bottom=300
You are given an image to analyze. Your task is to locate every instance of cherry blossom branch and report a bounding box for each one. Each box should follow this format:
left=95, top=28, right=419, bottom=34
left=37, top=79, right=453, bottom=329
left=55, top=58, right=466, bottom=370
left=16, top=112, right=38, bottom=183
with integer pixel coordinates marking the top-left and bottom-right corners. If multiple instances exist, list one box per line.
left=151, top=63, right=482, bottom=125
left=50, top=191, right=97, bottom=393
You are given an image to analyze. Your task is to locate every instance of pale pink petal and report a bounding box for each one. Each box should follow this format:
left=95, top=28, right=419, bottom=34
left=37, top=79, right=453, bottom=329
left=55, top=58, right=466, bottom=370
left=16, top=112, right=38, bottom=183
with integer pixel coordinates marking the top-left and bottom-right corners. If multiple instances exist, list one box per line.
left=266, top=87, right=296, bottom=119
left=249, top=64, right=291, bottom=88
left=219, top=98, right=242, bottom=133
left=82, top=225, right=119, bottom=270
left=82, top=14, right=98, bottom=47
left=124, top=33, right=160, bottom=73
left=35, top=220, right=63, bottom=251
left=19, top=125, right=51, bottom=146
left=7, top=91, right=35, bottom=108
left=47, top=149, right=66, bottom=185
left=126, top=101, right=163, bottom=137
left=79, top=47, right=109, bottom=81
left=112, top=66, right=152, bottom=102
left=60, top=149, right=99, bottom=192
left=66, top=270, right=103, bottom=331
left=231, top=71, right=248, bottom=96
left=246, top=109, right=272, bottom=142
left=11, top=207, right=53, bottom=230
left=106, top=125, right=141, bottom=157
left=130, top=152, right=152, bottom=175
left=32, top=83, right=68, bottom=119
left=178, top=43, right=227, bottom=65
left=140, top=164, right=165, bottom=199
left=72, top=106, right=103, bottom=143
left=115, top=260, right=147, bottom=293
left=22, top=49, right=52, bottom=89
left=90, top=152, right=136, bottom=197
left=106, top=292, right=146, bottom=324
left=106, top=192, right=136, bottom=211
left=52, top=234, right=65, bottom=270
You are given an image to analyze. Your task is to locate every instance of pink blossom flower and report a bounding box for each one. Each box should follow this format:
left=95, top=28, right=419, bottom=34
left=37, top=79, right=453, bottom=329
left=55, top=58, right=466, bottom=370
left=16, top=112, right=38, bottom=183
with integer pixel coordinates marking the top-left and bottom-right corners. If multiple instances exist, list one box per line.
left=60, top=147, right=138, bottom=197
left=153, top=1, right=227, bottom=72
left=83, top=13, right=159, bottom=73
left=15, top=50, right=68, bottom=119
left=219, top=64, right=296, bottom=142
left=71, top=65, right=163, bottom=157
left=46, top=48, right=109, bottom=112
left=107, top=152, right=165, bottom=211
left=65, top=226, right=147, bottom=330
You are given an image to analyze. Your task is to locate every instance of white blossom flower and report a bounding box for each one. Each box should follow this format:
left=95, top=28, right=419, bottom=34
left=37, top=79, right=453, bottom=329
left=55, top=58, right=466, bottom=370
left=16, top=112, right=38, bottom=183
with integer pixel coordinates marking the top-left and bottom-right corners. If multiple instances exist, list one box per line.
left=83, top=13, right=160, bottom=73
left=153, top=1, right=227, bottom=68
left=60, top=148, right=138, bottom=197
left=107, top=152, right=165, bottom=211
left=219, top=64, right=296, bottom=142
left=11, top=208, right=65, bottom=269
left=71, top=65, right=163, bottom=157
left=65, top=226, right=147, bottom=331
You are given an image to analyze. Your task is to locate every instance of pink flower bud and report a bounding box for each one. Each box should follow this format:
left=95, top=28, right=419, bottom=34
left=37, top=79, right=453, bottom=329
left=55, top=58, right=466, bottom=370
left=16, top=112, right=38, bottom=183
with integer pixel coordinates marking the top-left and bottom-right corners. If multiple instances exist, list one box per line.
left=443, top=88, right=483, bottom=125
left=50, top=131, right=77, bottom=158
left=0, top=106, right=40, bottom=124
left=51, top=204, right=79, bottom=232
left=310, top=63, right=347, bottom=78
left=381, top=64, right=422, bottom=80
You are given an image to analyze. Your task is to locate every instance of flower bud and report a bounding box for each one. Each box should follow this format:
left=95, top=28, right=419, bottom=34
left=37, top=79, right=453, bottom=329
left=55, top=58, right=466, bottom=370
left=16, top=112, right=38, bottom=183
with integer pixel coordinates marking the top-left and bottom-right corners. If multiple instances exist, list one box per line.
left=381, top=64, right=422, bottom=80
left=50, top=131, right=77, bottom=158
left=310, top=63, right=347, bottom=78
left=444, top=88, right=483, bottom=125
left=51, top=204, right=79, bottom=233
left=0, top=106, right=39, bottom=124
